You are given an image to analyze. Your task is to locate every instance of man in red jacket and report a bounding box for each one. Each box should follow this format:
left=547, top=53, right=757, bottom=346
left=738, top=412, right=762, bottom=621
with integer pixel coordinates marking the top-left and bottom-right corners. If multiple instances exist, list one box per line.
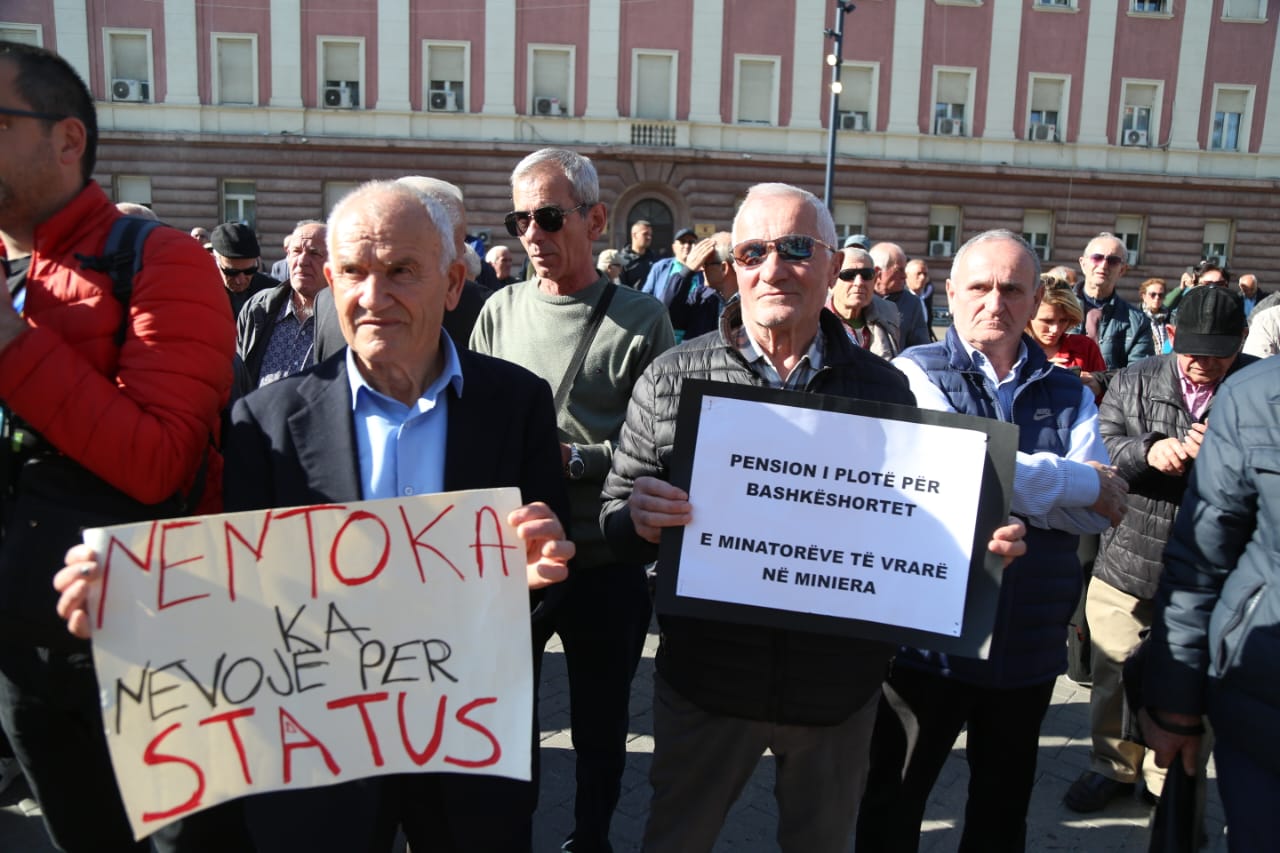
left=0, top=41, right=234, bottom=852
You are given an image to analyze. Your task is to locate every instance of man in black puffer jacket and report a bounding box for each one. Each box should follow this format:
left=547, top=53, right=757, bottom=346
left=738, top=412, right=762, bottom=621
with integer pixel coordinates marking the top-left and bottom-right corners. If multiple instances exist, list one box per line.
left=1066, top=286, right=1255, bottom=814
left=600, top=184, right=1026, bottom=853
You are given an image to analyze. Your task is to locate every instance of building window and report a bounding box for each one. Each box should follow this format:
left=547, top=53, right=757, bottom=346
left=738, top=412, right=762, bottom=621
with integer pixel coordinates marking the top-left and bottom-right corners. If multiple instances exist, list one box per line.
left=928, top=206, right=961, bottom=257
left=1022, top=211, right=1053, bottom=261
left=734, top=55, right=780, bottom=125
left=0, top=23, right=42, bottom=45
left=323, top=181, right=359, bottom=218
left=1202, top=220, right=1232, bottom=266
left=1223, top=0, right=1267, bottom=19
left=836, top=63, right=877, bottom=132
left=1034, top=0, right=1077, bottom=9
left=632, top=50, right=677, bottom=121
left=529, top=45, right=573, bottom=116
left=212, top=34, right=257, bottom=106
left=832, top=201, right=868, bottom=243
left=222, top=180, right=256, bottom=229
left=1115, top=215, right=1145, bottom=266
left=1027, top=75, right=1067, bottom=142
left=1119, top=80, right=1160, bottom=147
left=105, top=29, right=153, bottom=103
left=319, top=37, right=363, bottom=109
left=113, top=175, right=152, bottom=207
left=1210, top=86, right=1253, bottom=151
left=1131, top=0, right=1170, bottom=12
left=933, top=69, right=973, bottom=136
left=424, top=41, right=468, bottom=112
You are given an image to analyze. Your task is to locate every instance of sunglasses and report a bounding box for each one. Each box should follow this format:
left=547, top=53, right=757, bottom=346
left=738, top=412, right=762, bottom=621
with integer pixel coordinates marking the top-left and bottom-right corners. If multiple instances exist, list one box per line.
left=837, top=267, right=877, bottom=282
left=0, top=105, right=68, bottom=123
left=731, top=235, right=833, bottom=268
left=1087, top=253, right=1126, bottom=266
left=504, top=203, right=591, bottom=237
left=220, top=267, right=255, bottom=279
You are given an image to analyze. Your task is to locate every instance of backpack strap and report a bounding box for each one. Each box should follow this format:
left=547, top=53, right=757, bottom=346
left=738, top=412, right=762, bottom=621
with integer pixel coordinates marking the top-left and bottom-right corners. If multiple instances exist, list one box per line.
left=75, top=215, right=163, bottom=347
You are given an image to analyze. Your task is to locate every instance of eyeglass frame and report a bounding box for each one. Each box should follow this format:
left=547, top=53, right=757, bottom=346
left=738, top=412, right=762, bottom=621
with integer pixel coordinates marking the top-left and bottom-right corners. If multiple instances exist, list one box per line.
left=730, top=234, right=835, bottom=269
left=837, top=266, right=877, bottom=282
left=503, top=203, right=593, bottom=238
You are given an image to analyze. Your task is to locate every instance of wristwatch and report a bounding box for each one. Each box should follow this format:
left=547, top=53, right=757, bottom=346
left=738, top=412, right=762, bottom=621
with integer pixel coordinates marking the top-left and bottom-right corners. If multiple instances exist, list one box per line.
left=566, top=444, right=586, bottom=480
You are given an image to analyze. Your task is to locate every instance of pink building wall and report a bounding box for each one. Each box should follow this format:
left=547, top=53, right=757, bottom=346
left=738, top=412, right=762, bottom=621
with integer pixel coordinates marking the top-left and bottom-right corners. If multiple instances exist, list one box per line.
left=837, top=0, right=895, bottom=131
left=1016, top=6, right=1089, bottom=140
left=720, top=0, right=797, bottom=125
left=412, top=0, right=487, bottom=113
left=1109, top=4, right=1183, bottom=144
left=197, top=0, right=271, bottom=106
left=515, top=0, right=591, bottom=116
left=87, top=0, right=168, bottom=102
left=921, top=1, right=994, bottom=135
left=301, top=0, right=378, bottom=109
left=1202, top=2, right=1278, bottom=151
left=618, top=0, right=693, bottom=119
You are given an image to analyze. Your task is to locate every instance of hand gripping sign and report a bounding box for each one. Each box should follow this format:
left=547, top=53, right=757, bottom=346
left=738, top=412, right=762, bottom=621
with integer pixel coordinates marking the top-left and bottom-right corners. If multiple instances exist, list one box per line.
left=83, top=488, right=532, bottom=840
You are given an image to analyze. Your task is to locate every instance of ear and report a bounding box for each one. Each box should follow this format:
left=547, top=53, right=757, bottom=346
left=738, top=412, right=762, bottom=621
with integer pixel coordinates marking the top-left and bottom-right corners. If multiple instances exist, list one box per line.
left=323, top=261, right=336, bottom=287
left=52, top=117, right=88, bottom=171
left=443, top=260, right=466, bottom=312
left=586, top=202, right=607, bottom=241
left=945, top=277, right=957, bottom=306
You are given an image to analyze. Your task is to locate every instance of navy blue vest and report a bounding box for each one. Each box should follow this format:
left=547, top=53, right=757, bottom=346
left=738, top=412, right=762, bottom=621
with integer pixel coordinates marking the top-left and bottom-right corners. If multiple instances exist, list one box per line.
left=897, top=327, right=1085, bottom=687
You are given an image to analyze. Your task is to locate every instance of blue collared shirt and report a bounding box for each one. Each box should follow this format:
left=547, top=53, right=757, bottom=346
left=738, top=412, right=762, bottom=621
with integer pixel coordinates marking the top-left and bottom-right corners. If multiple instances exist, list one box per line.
left=346, top=334, right=464, bottom=501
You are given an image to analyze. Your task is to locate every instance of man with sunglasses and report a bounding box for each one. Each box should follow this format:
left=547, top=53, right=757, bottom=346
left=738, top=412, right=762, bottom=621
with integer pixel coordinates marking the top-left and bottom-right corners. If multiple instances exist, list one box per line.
left=827, top=246, right=901, bottom=359
left=471, top=148, right=674, bottom=853
left=602, top=185, right=1028, bottom=853
left=1073, top=233, right=1154, bottom=381
left=211, top=221, right=275, bottom=320
left=0, top=41, right=235, bottom=851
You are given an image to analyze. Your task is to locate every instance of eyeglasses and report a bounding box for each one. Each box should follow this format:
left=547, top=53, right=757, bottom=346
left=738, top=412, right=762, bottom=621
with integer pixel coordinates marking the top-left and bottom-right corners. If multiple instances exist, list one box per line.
left=0, top=105, right=68, bottom=125
left=220, top=267, right=255, bottom=279
left=1087, top=253, right=1126, bottom=267
left=731, top=235, right=833, bottom=268
left=837, top=267, right=877, bottom=282
left=504, top=203, right=591, bottom=237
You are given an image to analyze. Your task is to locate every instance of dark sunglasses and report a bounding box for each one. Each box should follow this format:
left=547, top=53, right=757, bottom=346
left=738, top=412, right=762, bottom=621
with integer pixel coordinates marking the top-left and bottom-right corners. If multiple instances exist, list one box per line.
left=504, top=203, right=591, bottom=237
left=1087, top=253, right=1125, bottom=266
left=0, top=105, right=68, bottom=123
left=220, top=267, right=255, bottom=279
left=731, top=235, right=833, bottom=268
left=837, top=267, right=877, bottom=282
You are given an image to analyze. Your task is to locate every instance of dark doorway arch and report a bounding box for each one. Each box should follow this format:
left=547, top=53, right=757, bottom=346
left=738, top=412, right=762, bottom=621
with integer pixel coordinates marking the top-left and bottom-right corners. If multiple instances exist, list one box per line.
left=626, top=198, right=675, bottom=258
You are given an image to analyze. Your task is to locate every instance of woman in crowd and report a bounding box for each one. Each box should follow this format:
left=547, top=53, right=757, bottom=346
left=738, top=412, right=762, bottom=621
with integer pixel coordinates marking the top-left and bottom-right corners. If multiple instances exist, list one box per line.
left=1029, top=278, right=1106, bottom=399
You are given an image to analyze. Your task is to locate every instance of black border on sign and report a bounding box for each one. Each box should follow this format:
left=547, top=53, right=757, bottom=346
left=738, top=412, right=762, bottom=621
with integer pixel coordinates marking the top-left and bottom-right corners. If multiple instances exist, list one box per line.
left=654, top=378, right=1019, bottom=658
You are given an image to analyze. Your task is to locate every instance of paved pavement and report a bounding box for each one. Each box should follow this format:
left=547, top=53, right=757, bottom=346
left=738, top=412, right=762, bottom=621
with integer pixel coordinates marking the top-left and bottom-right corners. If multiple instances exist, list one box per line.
left=1, top=619, right=1225, bottom=851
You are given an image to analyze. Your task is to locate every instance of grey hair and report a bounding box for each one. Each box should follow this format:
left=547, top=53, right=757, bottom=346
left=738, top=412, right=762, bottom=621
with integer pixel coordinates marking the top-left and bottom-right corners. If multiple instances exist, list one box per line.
left=327, top=180, right=458, bottom=273
left=950, top=229, right=1042, bottom=282
left=840, top=247, right=874, bottom=267
left=395, top=175, right=466, bottom=248
left=510, top=148, right=600, bottom=206
left=732, top=183, right=837, bottom=248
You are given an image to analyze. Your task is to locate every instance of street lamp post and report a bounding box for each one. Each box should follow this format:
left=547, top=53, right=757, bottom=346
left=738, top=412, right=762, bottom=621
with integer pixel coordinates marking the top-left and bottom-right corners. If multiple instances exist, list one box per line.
left=823, top=1, right=856, bottom=211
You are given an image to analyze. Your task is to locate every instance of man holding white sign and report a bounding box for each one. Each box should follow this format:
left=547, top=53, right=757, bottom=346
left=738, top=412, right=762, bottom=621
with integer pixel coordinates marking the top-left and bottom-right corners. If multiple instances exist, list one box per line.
left=57, top=179, right=573, bottom=852
left=600, top=184, right=1027, bottom=853
left=857, top=229, right=1126, bottom=852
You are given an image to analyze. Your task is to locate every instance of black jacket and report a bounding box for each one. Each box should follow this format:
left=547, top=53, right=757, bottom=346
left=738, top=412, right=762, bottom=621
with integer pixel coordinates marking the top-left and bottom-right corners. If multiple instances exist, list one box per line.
left=601, top=304, right=913, bottom=725
left=235, top=282, right=294, bottom=388
left=1095, top=352, right=1257, bottom=599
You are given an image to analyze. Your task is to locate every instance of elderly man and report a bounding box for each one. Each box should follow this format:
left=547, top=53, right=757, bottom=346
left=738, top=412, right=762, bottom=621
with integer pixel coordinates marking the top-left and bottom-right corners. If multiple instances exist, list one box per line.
left=617, top=219, right=655, bottom=288
left=57, top=179, right=575, bottom=852
left=1073, top=233, right=1154, bottom=375
left=471, top=148, right=674, bottom=853
left=486, top=244, right=520, bottom=286
left=905, top=257, right=936, bottom=338
left=600, top=186, right=1027, bottom=853
left=858, top=229, right=1125, bottom=852
left=1065, top=287, right=1255, bottom=814
left=667, top=231, right=738, bottom=341
left=827, top=246, right=901, bottom=359
left=870, top=241, right=931, bottom=349
left=237, top=219, right=327, bottom=388
left=1236, top=272, right=1266, bottom=316
left=0, top=41, right=234, bottom=852
left=211, top=221, right=275, bottom=319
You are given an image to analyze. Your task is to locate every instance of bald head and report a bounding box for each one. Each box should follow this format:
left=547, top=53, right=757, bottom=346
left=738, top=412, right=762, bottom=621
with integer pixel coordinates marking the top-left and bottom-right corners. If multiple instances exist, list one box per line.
left=395, top=175, right=466, bottom=253
left=869, top=242, right=907, bottom=295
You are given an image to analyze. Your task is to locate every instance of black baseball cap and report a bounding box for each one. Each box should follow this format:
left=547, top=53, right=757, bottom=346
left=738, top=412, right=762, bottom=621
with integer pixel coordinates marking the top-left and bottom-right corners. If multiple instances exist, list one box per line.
left=210, top=223, right=261, bottom=259
left=1174, top=287, right=1245, bottom=358
left=674, top=228, right=697, bottom=243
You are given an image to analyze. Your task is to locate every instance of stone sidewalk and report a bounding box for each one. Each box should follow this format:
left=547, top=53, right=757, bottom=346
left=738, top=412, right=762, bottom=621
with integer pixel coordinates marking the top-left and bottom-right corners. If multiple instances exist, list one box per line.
left=1, top=621, right=1226, bottom=852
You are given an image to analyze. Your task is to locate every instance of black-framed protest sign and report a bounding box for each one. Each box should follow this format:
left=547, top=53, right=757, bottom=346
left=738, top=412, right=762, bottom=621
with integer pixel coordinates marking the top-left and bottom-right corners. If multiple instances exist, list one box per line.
left=83, top=487, right=533, bottom=840
left=655, top=379, right=1018, bottom=657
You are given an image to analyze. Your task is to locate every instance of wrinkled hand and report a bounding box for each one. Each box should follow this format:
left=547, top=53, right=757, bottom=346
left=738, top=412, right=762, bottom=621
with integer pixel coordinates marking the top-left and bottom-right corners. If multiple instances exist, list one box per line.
left=1080, top=371, right=1102, bottom=399
left=509, top=502, right=574, bottom=589
left=629, top=476, right=692, bottom=544
left=1181, top=421, right=1207, bottom=460
left=1147, top=436, right=1191, bottom=475
left=988, top=516, right=1027, bottom=568
left=1139, top=708, right=1202, bottom=776
left=685, top=238, right=720, bottom=273
left=54, top=544, right=99, bottom=639
left=1088, top=461, right=1128, bottom=527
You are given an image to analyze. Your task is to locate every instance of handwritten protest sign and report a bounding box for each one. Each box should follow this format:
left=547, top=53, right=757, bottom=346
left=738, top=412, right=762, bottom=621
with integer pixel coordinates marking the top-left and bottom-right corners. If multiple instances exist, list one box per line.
left=658, top=381, right=1016, bottom=656
left=83, top=487, right=532, bottom=840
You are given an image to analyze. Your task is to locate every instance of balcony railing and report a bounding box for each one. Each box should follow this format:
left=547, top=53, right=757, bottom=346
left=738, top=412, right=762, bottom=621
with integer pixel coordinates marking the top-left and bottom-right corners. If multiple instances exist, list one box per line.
left=630, top=121, right=677, bottom=147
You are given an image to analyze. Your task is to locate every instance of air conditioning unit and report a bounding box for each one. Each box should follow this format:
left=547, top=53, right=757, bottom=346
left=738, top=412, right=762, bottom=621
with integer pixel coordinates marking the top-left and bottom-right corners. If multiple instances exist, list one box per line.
left=323, top=80, right=359, bottom=109
left=936, top=117, right=963, bottom=136
left=928, top=240, right=953, bottom=257
left=533, top=95, right=562, bottom=116
left=1126, top=250, right=1139, bottom=266
left=1123, top=129, right=1149, bottom=147
left=428, top=89, right=457, bottom=112
left=840, top=111, right=869, bottom=131
left=1029, top=123, right=1056, bottom=142
left=111, top=78, right=149, bottom=102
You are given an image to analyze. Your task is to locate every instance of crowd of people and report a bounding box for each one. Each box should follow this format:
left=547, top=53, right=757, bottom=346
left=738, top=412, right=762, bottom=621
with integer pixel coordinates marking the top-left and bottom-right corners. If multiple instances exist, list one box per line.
left=2, top=40, right=1278, bottom=853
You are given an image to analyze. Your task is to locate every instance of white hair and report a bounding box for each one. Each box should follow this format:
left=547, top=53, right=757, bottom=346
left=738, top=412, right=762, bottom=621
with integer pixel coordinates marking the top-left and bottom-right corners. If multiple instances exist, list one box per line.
left=732, top=183, right=837, bottom=248
left=326, top=180, right=457, bottom=273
